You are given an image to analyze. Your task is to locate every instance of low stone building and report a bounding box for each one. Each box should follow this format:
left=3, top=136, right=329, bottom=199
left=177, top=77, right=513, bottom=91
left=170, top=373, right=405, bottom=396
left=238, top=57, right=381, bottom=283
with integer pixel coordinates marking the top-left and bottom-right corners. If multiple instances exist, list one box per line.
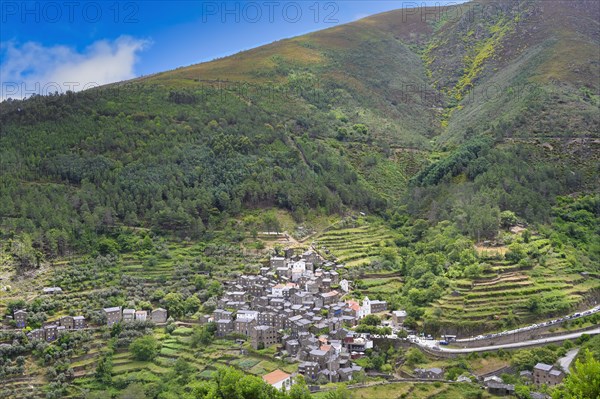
left=122, top=308, right=135, bottom=323
left=392, top=310, right=407, bottom=327
left=42, top=287, right=63, bottom=294
left=414, top=367, right=444, bottom=379
left=151, top=308, right=168, bottom=323
left=27, top=328, right=44, bottom=341
left=370, top=299, right=387, bottom=313
left=487, top=382, right=515, bottom=396
left=533, top=363, right=564, bottom=386
left=135, top=310, right=147, bottom=321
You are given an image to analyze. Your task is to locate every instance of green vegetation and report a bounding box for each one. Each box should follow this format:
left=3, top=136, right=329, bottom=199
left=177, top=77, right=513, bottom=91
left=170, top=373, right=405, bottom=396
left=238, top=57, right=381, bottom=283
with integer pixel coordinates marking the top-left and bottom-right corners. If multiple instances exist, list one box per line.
left=1, top=0, right=599, bottom=397
left=552, top=350, right=600, bottom=399
left=130, top=335, right=160, bottom=361
left=316, top=217, right=399, bottom=268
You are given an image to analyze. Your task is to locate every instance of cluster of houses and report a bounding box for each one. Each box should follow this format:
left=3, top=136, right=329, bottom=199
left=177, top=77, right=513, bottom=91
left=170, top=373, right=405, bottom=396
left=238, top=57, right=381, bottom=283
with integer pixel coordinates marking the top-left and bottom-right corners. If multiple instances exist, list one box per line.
left=472, top=361, right=564, bottom=398
left=102, top=307, right=168, bottom=325
left=411, top=361, right=562, bottom=398
left=8, top=305, right=168, bottom=343
left=8, top=309, right=87, bottom=342
left=206, top=249, right=389, bottom=383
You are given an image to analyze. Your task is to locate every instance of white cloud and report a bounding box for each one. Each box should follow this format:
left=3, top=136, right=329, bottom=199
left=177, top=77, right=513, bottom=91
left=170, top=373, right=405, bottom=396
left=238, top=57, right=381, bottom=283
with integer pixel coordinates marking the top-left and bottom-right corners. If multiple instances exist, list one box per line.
left=0, top=36, right=149, bottom=100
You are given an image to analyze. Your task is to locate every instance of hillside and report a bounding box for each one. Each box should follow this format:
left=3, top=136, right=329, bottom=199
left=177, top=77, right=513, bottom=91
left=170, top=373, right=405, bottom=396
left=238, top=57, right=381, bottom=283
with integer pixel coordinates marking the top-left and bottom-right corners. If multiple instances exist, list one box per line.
left=1, top=0, right=600, bottom=397
left=1, top=1, right=598, bottom=252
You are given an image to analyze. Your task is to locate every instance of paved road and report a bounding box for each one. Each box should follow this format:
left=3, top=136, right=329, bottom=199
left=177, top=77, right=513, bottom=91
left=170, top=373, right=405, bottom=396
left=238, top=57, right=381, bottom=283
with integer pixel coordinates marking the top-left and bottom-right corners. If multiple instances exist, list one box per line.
left=558, top=348, right=580, bottom=374
left=455, top=304, right=600, bottom=343
left=430, top=327, right=600, bottom=353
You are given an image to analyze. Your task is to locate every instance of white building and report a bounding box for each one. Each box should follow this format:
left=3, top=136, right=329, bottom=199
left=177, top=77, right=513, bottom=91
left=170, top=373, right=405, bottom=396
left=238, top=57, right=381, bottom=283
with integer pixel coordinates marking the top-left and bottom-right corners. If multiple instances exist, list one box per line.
left=262, top=369, right=293, bottom=390
left=135, top=310, right=147, bottom=321
left=272, top=284, right=286, bottom=297
left=292, top=260, right=306, bottom=273
left=339, top=279, right=350, bottom=292
left=360, top=296, right=371, bottom=318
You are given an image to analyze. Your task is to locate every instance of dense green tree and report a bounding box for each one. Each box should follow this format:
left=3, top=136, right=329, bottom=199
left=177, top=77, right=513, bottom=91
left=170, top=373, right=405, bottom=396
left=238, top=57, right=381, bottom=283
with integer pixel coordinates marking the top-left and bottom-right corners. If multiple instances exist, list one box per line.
left=500, top=210, right=518, bottom=229
left=191, top=323, right=216, bottom=347
left=129, top=336, right=160, bottom=361
left=162, top=293, right=184, bottom=318
left=95, top=355, right=113, bottom=384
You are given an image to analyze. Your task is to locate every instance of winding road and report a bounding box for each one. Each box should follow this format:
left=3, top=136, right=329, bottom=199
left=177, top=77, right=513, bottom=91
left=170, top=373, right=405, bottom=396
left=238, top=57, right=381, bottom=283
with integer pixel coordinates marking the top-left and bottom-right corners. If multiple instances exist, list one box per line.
left=429, top=327, right=600, bottom=353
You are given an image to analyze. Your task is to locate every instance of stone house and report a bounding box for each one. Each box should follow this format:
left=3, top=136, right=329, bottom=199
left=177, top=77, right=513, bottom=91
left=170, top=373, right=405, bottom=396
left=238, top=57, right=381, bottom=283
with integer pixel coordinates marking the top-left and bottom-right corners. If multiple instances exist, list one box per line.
left=392, top=310, right=407, bottom=327
left=414, top=367, right=444, bottom=379
left=370, top=299, right=388, bottom=314
left=44, top=324, right=58, bottom=341
left=14, top=309, right=27, bottom=328
left=103, top=307, right=122, bottom=326
left=487, top=382, right=515, bottom=396
left=73, top=316, right=86, bottom=329
left=213, top=309, right=233, bottom=321
left=59, top=316, right=74, bottom=330
left=298, top=361, right=320, bottom=381
left=234, top=318, right=257, bottom=337
left=27, top=328, right=44, bottom=341
left=251, top=325, right=278, bottom=349
left=122, top=309, right=135, bottom=323
left=270, top=257, right=286, bottom=269
left=285, top=339, right=300, bottom=356
left=320, top=290, right=340, bottom=306
left=533, top=363, right=564, bottom=386
left=151, top=308, right=168, bottom=323
left=135, top=310, right=147, bottom=321
left=216, top=319, right=233, bottom=337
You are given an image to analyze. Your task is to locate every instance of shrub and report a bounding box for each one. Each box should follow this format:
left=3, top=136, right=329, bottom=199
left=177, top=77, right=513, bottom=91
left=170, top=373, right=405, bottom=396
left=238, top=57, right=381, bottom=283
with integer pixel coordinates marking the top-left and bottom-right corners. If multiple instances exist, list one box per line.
left=129, top=335, right=160, bottom=361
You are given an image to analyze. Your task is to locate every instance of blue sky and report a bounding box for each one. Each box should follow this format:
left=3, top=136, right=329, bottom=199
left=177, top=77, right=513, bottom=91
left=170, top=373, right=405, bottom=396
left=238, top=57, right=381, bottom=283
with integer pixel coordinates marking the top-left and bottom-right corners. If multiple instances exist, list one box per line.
left=0, top=1, right=467, bottom=98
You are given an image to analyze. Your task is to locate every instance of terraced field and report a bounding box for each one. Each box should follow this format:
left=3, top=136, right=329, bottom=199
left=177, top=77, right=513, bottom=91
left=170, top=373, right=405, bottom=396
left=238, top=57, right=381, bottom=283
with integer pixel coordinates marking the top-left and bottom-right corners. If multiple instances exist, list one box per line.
left=315, top=218, right=398, bottom=267
left=65, top=326, right=296, bottom=396
left=357, top=277, right=404, bottom=297
left=431, top=236, right=599, bottom=334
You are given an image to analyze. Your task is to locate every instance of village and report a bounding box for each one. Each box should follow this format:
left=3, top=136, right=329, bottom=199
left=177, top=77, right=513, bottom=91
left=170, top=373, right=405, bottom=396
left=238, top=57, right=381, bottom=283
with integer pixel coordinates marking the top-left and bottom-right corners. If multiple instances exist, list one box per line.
left=3, top=247, right=584, bottom=399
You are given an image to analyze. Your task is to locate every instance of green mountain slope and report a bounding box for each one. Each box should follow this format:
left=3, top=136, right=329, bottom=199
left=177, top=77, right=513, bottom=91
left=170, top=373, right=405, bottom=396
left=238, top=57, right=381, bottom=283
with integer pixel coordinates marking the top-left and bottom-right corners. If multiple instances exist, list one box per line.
left=0, top=0, right=598, bottom=253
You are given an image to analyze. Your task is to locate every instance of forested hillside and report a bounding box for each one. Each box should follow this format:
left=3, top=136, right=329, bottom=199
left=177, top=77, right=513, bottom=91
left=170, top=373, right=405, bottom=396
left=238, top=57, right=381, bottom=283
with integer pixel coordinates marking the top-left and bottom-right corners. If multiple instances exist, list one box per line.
left=0, top=0, right=598, bottom=260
